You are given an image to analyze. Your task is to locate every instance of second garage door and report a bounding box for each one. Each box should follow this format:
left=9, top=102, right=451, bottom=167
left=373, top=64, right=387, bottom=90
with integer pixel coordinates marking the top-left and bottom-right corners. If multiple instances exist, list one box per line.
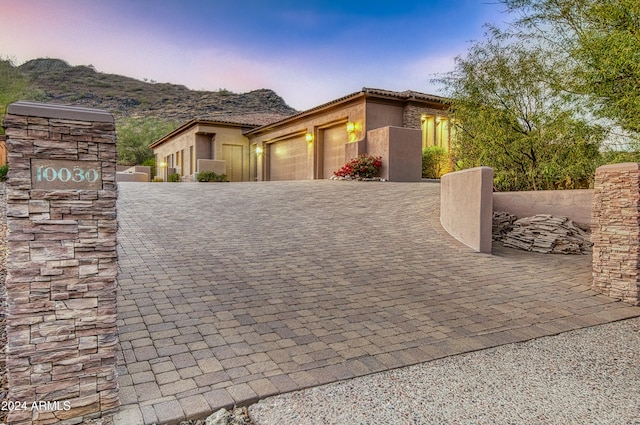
left=268, top=135, right=308, bottom=181
left=321, top=125, right=348, bottom=179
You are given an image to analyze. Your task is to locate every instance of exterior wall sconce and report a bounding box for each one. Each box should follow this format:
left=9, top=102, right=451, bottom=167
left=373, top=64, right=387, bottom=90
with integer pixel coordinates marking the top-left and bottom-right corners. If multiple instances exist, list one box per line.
left=346, top=121, right=356, bottom=133
left=160, top=161, right=167, bottom=168
left=305, top=133, right=314, bottom=142
left=255, top=146, right=264, bottom=155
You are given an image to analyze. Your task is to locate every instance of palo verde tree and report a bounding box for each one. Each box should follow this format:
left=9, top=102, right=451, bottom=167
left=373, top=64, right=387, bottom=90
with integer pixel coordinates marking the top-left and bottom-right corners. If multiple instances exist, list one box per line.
left=116, top=116, right=177, bottom=166
left=502, top=0, right=640, bottom=136
left=437, top=34, right=606, bottom=191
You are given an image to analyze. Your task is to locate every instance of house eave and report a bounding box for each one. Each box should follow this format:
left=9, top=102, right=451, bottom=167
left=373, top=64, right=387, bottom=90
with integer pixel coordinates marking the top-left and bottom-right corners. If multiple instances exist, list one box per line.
left=244, top=87, right=449, bottom=136
left=149, top=119, right=258, bottom=149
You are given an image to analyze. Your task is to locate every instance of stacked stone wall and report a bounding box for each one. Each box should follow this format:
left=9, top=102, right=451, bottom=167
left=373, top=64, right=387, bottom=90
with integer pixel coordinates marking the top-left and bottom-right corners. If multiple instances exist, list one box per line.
left=591, top=163, right=640, bottom=305
left=402, top=104, right=446, bottom=130
left=2, top=102, right=119, bottom=424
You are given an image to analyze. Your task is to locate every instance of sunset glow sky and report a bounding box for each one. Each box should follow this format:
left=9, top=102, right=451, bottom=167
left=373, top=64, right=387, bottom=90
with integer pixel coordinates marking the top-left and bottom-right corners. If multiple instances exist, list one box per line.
left=1, top=0, right=509, bottom=110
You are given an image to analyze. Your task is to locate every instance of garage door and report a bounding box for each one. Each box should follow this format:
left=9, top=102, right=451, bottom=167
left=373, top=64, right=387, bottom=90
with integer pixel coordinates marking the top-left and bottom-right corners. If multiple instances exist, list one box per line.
left=322, top=125, right=348, bottom=179
left=268, top=136, right=308, bottom=181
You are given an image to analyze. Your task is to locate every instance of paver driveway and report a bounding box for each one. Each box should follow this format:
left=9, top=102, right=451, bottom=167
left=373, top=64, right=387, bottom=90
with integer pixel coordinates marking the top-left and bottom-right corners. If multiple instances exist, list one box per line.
left=114, top=181, right=639, bottom=424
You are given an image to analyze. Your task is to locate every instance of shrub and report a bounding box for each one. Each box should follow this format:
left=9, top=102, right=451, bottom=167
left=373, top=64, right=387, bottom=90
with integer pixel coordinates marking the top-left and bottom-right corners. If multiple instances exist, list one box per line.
left=422, top=146, right=452, bottom=179
left=152, top=176, right=163, bottom=182
left=334, top=154, right=382, bottom=179
left=197, top=171, right=228, bottom=182
left=167, top=173, right=181, bottom=182
left=0, top=164, right=7, bottom=182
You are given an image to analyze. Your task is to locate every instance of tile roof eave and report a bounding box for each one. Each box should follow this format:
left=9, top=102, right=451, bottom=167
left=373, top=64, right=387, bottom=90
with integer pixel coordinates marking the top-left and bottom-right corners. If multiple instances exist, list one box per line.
left=244, top=88, right=449, bottom=136
left=149, top=119, right=258, bottom=149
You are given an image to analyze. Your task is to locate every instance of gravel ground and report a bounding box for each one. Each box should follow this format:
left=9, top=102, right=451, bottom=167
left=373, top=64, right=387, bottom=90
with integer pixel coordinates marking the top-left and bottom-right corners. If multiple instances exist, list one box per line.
left=249, top=317, right=640, bottom=425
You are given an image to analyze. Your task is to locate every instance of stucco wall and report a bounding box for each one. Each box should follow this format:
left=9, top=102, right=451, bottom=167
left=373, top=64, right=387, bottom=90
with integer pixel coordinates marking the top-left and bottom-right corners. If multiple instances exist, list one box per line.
left=366, top=126, right=421, bottom=181
left=493, top=189, right=594, bottom=225
left=440, top=167, right=494, bottom=253
left=154, top=124, right=249, bottom=180
left=365, top=100, right=404, bottom=131
left=251, top=99, right=366, bottom=147
left=197, top=159, right=227, bottom=175
left=117, top=172, right=149, bottom=182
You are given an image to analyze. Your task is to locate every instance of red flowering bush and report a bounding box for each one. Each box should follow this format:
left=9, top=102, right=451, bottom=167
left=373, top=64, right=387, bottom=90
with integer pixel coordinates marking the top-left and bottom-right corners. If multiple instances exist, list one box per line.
left=334, top=154, right=383, bottom=179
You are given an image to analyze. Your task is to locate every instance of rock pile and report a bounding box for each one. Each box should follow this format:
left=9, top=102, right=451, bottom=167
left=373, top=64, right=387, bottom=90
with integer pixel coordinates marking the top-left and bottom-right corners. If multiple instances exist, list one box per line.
left=499, top=214, right=592, bottom=254
left=492, top=211, right=518, bottom=241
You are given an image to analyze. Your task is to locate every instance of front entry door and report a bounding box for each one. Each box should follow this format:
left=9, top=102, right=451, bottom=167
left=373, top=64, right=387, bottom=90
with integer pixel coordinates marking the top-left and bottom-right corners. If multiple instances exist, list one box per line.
left=222, top=144, right=243, bottom=182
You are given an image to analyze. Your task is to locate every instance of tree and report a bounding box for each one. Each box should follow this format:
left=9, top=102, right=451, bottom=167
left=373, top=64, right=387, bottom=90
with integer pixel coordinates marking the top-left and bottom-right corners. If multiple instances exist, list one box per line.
left=437, top=35, right=606, bottom=191
left=116, top=117, right=177, bottom=166
left=502, top=0, right=640, bottom=135
left=0, top=57, right=44, bottom=134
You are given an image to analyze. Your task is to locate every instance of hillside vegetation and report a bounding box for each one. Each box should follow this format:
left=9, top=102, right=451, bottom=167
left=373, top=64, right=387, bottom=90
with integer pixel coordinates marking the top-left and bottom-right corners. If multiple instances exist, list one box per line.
left=3, top=57, right=297, bottom=122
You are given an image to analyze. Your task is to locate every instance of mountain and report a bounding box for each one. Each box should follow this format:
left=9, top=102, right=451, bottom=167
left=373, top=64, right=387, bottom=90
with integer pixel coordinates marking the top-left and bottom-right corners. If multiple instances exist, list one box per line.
left=13, top=58, right=298, bottom=124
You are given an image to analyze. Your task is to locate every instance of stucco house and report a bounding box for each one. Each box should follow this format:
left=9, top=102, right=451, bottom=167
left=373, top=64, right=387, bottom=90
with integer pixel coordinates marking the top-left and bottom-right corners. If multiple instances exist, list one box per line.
left=150, top=88, right=451, bottom=182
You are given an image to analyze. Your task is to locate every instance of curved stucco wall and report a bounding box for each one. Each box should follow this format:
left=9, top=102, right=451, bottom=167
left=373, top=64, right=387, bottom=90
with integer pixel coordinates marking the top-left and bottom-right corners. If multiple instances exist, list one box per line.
left=440, top=167, right=494, bottom=253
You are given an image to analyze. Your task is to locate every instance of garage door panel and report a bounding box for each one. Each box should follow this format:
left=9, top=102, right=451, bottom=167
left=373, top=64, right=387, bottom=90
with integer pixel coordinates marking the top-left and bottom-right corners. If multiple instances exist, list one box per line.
left=269, top=136, right=308, bottom=181
left=322, top=126, right=348, bottom=179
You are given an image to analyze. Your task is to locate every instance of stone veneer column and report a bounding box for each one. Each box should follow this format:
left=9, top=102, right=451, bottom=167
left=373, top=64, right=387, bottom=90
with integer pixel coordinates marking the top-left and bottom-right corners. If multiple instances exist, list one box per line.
left=591, top=162, right=640, bottom=306
left=2, top=102, right=119, bottom=424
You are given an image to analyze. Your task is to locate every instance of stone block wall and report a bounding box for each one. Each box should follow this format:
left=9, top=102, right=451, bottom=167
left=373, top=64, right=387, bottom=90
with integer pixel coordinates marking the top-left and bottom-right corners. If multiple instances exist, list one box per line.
left=402, top=104, right=446, bottom=129
left=591, top=163, right=640, bottom=305
left=2, top=102, right=119, bottom=424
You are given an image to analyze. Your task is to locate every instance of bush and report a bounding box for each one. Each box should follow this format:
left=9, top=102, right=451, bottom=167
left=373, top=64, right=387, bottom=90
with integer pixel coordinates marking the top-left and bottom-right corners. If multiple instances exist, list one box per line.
left=334, top=154, right=382, bottom=179
left=142, top=157, right=156, bottom=179
left=152, top=176, right=163, bottom=182
left=422, top=146, right=452, bottom=179
left=0, top=164, right=7, bottom=182
left=167, top=173, right=181, bottom=182
left=197, top=171, right=228, bottom=182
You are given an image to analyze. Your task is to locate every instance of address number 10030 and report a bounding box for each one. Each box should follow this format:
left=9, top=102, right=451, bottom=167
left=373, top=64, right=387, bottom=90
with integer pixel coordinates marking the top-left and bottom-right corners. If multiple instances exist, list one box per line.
left=35, top=165, right=100, bottom=184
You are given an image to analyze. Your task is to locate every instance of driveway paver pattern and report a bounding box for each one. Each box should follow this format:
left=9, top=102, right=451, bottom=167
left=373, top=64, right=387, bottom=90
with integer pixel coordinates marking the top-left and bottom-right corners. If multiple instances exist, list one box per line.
left=114, top=181, right=639, bottom=424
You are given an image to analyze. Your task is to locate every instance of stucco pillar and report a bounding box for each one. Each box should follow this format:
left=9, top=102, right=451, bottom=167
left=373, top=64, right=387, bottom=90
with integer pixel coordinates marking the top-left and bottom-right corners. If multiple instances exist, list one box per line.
left=2, top=102, right=120, bottom=424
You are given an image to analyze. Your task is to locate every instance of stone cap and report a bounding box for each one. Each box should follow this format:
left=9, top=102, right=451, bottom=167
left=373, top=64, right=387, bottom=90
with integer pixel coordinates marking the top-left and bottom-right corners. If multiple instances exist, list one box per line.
left=7, top=101, right=113, bottom=123
left=596, top=162, right=640, bottom=172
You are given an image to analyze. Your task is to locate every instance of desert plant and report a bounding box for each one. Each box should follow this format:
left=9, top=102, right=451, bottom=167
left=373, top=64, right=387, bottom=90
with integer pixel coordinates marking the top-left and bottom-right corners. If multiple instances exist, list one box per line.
left=0, top=164, right=8, bottom=182
left=422, top=146, right=452, bottom=178
left=196, top=171, right=228, bottom=182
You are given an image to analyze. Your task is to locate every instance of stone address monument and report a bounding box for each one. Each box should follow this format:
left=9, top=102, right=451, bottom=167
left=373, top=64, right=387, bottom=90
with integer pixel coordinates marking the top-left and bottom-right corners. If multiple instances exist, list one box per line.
left=2, top=102, right=119, bottom=424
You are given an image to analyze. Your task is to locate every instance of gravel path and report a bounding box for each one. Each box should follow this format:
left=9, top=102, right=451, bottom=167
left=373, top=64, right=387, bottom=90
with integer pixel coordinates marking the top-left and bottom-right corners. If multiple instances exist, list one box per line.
left=249, top=317, right=640, bottom=425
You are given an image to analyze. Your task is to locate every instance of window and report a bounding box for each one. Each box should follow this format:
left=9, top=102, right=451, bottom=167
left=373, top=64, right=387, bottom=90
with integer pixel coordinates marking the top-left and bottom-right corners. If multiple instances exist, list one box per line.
left=421, top=114, right=450, bottom=151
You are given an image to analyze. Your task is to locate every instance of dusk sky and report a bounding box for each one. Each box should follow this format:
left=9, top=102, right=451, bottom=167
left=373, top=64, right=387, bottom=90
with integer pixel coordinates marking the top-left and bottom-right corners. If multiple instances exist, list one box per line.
left=1, top=0, right=509, bottom=110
